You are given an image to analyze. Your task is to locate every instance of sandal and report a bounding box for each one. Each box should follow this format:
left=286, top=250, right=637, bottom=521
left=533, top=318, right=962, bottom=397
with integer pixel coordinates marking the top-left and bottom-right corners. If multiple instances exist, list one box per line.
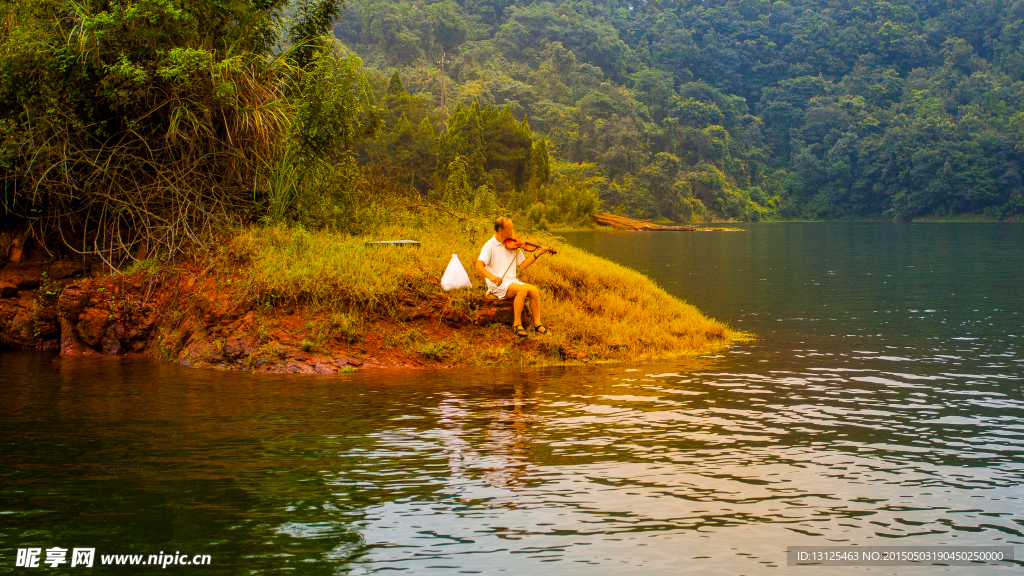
left=513, top=324, right=528, bottom=338
left=533, top=324, right=549, bottom=335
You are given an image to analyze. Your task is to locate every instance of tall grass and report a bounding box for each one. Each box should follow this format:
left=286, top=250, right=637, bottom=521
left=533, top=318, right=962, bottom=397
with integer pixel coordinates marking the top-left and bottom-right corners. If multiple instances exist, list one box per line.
left=228, top=218, right=741, bottom=362
left=229, top=217, right=488, bottom=310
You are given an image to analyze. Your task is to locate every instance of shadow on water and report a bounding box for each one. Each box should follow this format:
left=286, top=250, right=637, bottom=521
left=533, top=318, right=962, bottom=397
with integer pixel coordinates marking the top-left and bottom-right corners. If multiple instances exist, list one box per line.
left=2, top=223, right=1023, bottom=574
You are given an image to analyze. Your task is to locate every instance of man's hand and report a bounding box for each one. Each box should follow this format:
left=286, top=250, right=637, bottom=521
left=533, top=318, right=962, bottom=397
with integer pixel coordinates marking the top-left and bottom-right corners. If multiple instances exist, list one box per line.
left=476, top=259, right=504, bottom=286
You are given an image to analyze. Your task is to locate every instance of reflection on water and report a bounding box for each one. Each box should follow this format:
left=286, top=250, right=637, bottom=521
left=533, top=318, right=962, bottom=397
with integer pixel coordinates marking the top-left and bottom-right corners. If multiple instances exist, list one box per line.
left=2, top=224, right=1023, bottom=574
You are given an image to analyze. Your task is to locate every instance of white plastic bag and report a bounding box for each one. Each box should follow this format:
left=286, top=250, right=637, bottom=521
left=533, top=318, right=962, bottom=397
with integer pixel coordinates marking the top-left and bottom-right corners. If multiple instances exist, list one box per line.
left=441, top=254, right=473, bottom=290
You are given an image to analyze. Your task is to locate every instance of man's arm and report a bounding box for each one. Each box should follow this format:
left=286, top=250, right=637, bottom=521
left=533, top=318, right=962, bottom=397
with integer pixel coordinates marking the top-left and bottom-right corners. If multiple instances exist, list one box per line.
left=519, top=247, right=548, bottom=270
left=476, top=260, right=504, bottom=285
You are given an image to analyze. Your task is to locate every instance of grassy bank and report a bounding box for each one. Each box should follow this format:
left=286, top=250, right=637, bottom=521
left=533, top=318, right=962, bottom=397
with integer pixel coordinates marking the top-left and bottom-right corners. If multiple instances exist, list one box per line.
left=223, top=217, right=742, bottom=366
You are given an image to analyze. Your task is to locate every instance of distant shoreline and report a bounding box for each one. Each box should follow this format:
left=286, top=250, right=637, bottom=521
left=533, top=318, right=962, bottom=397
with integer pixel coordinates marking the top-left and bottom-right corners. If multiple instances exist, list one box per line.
left=552, top=214, right=1021, bottom=233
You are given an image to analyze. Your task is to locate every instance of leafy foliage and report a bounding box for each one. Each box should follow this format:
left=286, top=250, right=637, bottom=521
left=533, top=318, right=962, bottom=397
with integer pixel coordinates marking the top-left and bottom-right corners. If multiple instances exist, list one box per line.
left=340, top=0, right=1024, bottom=221
left=7, top=0, right=1023, bottom=264
left=0, top=0, right=382, bottom=262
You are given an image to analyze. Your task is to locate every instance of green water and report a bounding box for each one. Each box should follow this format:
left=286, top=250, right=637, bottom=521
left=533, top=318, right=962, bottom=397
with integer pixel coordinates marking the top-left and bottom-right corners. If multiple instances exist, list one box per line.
left=2, top=223, right=1023, bottom=574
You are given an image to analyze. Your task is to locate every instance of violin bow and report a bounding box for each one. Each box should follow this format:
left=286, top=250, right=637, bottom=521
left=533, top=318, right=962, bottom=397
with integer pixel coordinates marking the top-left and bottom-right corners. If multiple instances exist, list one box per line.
left=489, top=244, right=525, bottom=296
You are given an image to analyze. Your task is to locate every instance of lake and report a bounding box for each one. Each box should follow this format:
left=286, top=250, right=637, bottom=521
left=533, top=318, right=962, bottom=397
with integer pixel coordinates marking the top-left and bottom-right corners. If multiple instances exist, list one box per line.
left=2, top=223, right=1022, bottom=574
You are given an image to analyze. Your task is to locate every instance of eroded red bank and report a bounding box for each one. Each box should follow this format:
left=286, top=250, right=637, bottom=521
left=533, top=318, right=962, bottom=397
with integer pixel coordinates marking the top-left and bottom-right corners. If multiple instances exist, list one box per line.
left=0, top=259, right=581, bottom=373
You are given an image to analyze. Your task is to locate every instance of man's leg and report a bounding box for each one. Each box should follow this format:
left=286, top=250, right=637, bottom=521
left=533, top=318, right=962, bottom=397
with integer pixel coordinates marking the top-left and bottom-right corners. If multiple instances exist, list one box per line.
left=525, top=284, right=541, bottom=326
left=505, top=283, right=528, bottom=328
left=507, top=283, right=543, bottom=329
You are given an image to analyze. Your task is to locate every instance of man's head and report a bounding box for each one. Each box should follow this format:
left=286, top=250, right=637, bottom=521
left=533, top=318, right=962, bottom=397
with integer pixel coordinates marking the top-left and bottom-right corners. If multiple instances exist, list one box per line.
left=494, top=216, right=514, bottom=240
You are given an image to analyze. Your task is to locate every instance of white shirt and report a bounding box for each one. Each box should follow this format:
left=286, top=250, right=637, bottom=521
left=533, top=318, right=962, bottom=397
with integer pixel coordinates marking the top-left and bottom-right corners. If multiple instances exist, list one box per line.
left=478, top=235, right=525, bottom=291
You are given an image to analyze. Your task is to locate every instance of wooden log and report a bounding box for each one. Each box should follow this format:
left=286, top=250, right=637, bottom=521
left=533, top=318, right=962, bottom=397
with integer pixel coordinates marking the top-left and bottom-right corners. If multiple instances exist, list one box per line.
left=592, top=212, right=653, bottom=229
left=649, top=225, right=697, bottom=231
left=474, top=296, right=532, bottom=327
left=591, top=212, right=696, bottom=231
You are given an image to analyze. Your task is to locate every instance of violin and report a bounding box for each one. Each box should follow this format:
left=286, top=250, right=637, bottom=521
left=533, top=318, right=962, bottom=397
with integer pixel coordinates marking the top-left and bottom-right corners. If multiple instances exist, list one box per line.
left=503, top=235, right=557, bottom=255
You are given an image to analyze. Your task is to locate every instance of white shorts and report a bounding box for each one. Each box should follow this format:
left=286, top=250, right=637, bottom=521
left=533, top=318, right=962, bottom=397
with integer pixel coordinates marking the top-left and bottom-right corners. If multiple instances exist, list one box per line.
left=487, top=278, right=522, bottom=299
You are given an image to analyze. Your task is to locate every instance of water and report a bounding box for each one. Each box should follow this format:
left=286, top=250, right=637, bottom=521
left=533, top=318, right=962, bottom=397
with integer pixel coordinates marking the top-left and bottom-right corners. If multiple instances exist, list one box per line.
left=2, top=223, right=1023, bottom=574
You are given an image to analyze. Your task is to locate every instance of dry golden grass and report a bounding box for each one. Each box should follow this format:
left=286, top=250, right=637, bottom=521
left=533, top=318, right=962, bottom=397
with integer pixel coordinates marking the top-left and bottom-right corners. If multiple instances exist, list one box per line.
left=228, top=217, right=745, bottom=364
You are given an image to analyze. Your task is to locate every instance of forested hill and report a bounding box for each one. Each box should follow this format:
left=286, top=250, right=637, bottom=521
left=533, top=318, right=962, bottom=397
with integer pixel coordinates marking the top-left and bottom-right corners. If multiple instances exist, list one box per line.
left=334, top=0, right=1024, bottom=221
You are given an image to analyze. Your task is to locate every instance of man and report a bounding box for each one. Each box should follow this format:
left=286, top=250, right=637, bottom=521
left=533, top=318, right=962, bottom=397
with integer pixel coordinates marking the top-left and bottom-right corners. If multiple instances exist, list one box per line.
left=476, top=216, right=551, bottom=337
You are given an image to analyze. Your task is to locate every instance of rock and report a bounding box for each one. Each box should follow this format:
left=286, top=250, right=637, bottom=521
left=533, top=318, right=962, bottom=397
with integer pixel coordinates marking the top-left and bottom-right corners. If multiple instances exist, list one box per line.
left=223, top=336, right=254, bottom=359
left=126, top=309, right=158, bottom=348
left=48, top=260, right=88, bottom=280
left=0, top=265, right=43, bottom=289
left=285, top=360, right=315, bottom=374
left=61, top=334, right=97, bottom=355
left=559, top=346, right=588, bottom=361
left=6, top=235, right=28, bottom=263
left=77, top=307, right=111, bottom=347
left=90, top=261, right=116, bottom=278
left=102, top=323, right=126, bottom=355
left=177, top=340, right=219, bottom=367
left=57, top=283, right=93, bottom=320
left=314, top=362, right=338, bottom=374
left=196, top=291, right=239, bottom=324
left=0, top=287, right=59, bottom=349
left=443, top=309, right=471, bottom=326
left=474, top=297, right=532, bottom=327
left=59, top=317, right=80, bottom=354
left=0, top=281, right=16, bottom=298
left=0, top=296, right=39, bottom=348
left=103, top=337, right=123, bottom=355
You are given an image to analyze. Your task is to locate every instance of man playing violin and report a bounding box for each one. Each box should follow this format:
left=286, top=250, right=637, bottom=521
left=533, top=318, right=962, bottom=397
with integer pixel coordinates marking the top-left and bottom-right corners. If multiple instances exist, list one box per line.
left=475, top=216, right=551, bottom=337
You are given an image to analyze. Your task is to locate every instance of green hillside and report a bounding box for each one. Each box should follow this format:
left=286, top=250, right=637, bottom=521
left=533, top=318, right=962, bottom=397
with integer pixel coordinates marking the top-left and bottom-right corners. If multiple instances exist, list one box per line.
left=336, top=0, right=1024, bottom=221
left=3, top=0, right=1023, bottom=267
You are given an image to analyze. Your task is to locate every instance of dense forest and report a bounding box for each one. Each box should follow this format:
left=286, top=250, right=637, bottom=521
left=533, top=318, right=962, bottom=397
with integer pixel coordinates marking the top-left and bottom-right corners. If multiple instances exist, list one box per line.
left=2, top=0, right=1023, bottom=263
left=338, top=0, right=1024, bottom=221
